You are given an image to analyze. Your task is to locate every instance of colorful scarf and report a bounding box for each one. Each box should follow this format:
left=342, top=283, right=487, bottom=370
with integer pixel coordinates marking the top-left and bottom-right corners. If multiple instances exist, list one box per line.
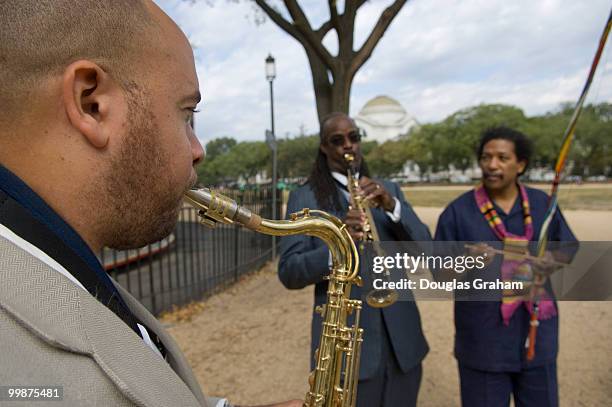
left=474, top=183, right=556, bottom=325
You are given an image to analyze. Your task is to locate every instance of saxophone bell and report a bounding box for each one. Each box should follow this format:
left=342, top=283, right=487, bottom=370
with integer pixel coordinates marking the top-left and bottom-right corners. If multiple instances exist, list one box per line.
left=365, top=288, right=399, bottom=308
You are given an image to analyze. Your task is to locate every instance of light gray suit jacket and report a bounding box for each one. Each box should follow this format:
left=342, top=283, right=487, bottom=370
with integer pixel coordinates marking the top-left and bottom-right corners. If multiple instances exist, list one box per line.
left=0, top=235, right=221, bottom=407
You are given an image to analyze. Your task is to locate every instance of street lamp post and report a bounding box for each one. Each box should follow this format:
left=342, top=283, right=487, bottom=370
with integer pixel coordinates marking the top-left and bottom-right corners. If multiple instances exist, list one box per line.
left=265, top=54, right=278, bottom=259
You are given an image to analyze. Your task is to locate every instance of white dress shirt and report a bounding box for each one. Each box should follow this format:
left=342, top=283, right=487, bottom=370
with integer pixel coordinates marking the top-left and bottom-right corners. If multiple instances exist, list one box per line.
left=327, top=172, right=401, bottom=267
left=330, top=171, right=401, bottom=221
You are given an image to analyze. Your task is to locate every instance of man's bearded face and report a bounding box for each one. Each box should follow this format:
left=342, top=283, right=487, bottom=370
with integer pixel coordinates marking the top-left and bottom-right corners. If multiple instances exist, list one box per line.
left=100, top=89, right=193, bottom=250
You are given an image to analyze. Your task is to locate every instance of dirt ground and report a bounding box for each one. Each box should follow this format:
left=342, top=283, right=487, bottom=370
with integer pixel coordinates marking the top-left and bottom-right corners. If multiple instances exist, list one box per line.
left=163, top=209, right=612, bottom=406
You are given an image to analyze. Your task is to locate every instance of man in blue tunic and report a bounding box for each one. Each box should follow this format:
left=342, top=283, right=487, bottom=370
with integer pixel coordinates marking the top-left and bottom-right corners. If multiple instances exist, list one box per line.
left=279, top=112, right=431, bottom=407
left=434, top=127, right=577, bottom=407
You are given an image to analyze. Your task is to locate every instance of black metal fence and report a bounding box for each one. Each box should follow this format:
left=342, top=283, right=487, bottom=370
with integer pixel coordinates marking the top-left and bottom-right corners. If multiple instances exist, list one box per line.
left=101, top=186, right=281, bottom=316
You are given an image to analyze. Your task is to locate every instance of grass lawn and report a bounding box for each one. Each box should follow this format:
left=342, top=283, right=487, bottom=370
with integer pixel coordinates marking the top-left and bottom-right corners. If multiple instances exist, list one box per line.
left=402, top=184, right=612, bottom=211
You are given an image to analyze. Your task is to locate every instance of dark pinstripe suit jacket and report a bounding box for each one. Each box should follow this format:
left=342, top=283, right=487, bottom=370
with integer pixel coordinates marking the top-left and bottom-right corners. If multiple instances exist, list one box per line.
left=278, top=180, right=430, bottom=380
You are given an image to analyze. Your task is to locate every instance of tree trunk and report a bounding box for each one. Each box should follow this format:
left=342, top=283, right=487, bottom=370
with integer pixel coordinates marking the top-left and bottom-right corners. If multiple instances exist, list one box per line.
left=330, top=67, right=352, bottom=118
left=255, top=0, right=408, bottom=125
left=305, top=46, right=355, bottom=123
left=305, top=45, right=333, bottom=123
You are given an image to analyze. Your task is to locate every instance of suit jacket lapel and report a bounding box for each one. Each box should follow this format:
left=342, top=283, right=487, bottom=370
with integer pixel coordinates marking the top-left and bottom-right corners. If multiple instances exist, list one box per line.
left=79, top=286, right=205, bottom=407
left=0, top=236, right=205, bottom=407
left=113, top=281, right=209, bottom=407
left=333, top=185, right=349, bottom=217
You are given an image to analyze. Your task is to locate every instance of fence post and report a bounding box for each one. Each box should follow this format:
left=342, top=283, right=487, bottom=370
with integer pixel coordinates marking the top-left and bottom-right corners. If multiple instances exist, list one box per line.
left=147, top=244, right=157, bottom=314
left=234, top=191, right=242, bottom=281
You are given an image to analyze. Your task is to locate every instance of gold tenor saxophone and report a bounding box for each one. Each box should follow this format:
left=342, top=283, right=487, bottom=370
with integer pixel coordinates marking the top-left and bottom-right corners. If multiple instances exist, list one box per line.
left=184, top=188, right=363, bottom=407
left=344, top=153, right=399, bottom=308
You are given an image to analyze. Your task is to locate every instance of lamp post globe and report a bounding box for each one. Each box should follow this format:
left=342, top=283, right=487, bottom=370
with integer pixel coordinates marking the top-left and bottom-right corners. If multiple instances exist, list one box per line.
left=265, top=54, right=276, bottom=82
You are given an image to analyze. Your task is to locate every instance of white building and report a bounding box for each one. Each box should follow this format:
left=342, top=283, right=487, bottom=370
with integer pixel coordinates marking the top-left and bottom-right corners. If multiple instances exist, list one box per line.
left=354, top=95, right=418, bottom=143
left=398, top=161, right=482, bottom=183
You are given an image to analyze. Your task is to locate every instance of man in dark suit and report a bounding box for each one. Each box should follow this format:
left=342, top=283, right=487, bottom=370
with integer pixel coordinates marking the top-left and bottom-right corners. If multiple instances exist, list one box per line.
left=279, top=112, right=431, bottom=407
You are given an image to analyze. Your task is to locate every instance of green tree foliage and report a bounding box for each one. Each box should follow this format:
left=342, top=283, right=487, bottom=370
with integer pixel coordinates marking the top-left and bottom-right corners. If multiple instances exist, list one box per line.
left=197, top=138, right=269, bottom=185
left=414, top=104, right=527, bottom=172
left=521, top=104, right=572, bottom=168
left=365, top=140, right=409, bottom=178
left=366, top=104, right=528, bottom=176
left=399, top=102, right=611, bottom=178
left=196, top=103, right=612, bottom=185
left=361, top=140, right=378, bottom=157
left=403, top=123, right=450, bottom=174
left=276, top=135, right=319, bottom=179
left=571, top=103, right=612, bottom=175
left=196, top=138, right=235, bottom=185
left=205, top=137, right=236, bottom=159
left=521, top=103, right=612, bottom=175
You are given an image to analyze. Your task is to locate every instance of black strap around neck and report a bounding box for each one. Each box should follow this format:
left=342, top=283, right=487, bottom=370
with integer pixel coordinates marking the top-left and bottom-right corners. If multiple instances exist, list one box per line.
left=0, top=190, right=167, bottom=358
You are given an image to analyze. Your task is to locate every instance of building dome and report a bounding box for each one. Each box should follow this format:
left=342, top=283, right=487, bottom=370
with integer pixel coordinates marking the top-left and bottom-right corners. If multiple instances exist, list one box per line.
left=362, top=95, right=405, bottom=112
left=354, top=95, right=418, bottom=143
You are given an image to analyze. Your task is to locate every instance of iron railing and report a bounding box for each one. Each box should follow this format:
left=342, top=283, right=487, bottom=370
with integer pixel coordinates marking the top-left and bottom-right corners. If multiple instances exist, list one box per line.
left=101, top=186, right=281, bottom=315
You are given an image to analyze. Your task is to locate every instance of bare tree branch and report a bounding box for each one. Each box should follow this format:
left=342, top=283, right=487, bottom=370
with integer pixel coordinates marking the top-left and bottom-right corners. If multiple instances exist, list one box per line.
left=254, top=0, right=299, bottom=40
left=283, top=0, right=335, bottom=68
left=315, top=20, right=334, bottom=40
left=351, top=0, right=407, bottom=78
left=282, top=0, right=310, bottom=24
left=255, top=0, right=333, bottom=70
left=336, top=1, right=359, bottom=60
left=328, top=0, right=341, bottom=31
left=344, top=0, right=364, bottom=20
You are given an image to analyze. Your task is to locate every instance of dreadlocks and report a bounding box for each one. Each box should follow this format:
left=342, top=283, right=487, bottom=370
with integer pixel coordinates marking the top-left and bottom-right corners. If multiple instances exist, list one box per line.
left=307, top=113, right=370, bottom=212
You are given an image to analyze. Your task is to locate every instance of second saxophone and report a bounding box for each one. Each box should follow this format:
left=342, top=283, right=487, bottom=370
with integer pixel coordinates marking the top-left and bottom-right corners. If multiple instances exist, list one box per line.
left=344, top=153, right=399, bottom=308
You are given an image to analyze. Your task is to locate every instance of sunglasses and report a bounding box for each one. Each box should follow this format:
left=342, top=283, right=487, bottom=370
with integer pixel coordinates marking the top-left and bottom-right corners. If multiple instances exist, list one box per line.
left=327, top=130, right=362, bottom=146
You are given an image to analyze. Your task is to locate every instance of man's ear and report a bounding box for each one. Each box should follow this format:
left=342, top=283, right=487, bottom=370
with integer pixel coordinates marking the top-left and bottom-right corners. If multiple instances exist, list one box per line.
left=62, top=60, right=121, bottom=149
left=319, top=141, right=328, bottom=156
left=518, top=159, right=527, bottom=175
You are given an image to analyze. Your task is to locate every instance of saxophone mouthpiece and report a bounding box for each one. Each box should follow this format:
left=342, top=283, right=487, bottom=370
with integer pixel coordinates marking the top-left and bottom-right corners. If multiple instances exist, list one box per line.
left=184, top=188, right=262, bottom=230
left=344, top=153, right=359, bottom=173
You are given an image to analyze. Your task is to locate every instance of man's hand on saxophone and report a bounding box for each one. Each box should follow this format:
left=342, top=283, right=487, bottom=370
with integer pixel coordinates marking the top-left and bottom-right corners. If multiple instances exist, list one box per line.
left=358, top=176, right=396, bottom=212
left=344, top=208, right=366, bottom=241
left=344, top=176, right=397, bottom=242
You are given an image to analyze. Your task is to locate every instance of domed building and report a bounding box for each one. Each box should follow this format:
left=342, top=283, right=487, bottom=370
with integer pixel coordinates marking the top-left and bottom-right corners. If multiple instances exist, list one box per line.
left=354, top=95, right=418, bottom=143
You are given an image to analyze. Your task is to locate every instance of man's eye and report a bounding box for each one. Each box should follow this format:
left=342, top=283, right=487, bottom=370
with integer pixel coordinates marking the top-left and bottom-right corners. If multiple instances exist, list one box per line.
left=330, top=136, right=344, bottom=146
left=186, top=108, right=200, bottom=123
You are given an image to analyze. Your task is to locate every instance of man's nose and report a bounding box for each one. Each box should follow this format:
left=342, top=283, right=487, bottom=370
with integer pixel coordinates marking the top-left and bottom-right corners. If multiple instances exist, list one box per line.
left=190, top=132, right=205, bottom=165
left=487, top=157, right=500, bottom=170
left=342, top=136, right=355, bottom=149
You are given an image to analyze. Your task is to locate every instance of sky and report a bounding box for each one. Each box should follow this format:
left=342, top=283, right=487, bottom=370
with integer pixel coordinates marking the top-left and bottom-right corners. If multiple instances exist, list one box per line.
left=156, top=0, right=612, bottom=144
